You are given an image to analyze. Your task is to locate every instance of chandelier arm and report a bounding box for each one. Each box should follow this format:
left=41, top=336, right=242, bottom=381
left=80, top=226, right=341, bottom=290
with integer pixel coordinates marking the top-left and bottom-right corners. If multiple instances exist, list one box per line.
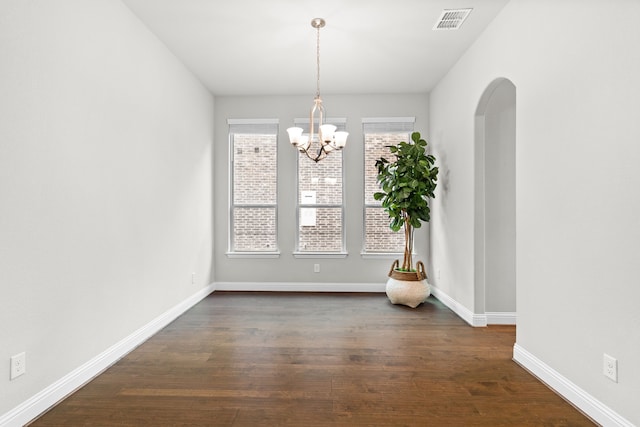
left=310, top=97, right=324, bottom=149
left=298, top=145, right=327, bottom=163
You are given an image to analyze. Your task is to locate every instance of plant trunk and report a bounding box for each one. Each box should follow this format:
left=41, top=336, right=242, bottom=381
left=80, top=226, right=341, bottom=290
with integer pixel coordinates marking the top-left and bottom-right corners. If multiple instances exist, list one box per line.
left=402, top=215, right=414, bottom=271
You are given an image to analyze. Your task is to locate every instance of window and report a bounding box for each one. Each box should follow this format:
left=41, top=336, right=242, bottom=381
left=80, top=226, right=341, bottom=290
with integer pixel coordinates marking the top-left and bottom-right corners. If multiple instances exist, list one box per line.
left=295, top=118, right=347, bottom=257
left=228, top=119, right=279, bottom=255
left=363, top=117, right=415, bottom=254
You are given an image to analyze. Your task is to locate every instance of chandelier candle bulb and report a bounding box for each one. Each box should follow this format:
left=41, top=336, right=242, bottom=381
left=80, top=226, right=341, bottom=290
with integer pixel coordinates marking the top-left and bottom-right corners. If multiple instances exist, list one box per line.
left=287, top=127, right=303, bottom=145
left=320, top=124, right=336, bottom=142
left=334, top=132, right=348, bottom=148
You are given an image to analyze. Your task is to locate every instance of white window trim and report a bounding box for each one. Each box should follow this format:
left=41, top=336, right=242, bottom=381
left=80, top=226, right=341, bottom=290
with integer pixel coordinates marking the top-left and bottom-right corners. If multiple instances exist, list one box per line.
left=361, top=117, right=415, bottom=255
left=228, top=118, right=280, bottom=125
left=294, top=118, right=348, bottom=255
left=226, top=251, right=281, bottom=259
left=227, top=119, right=280, bottom=256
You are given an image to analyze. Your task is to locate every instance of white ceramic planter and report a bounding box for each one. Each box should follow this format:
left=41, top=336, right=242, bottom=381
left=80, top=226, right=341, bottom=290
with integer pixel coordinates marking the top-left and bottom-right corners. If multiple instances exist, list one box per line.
left=385, top=260, right=431, bottom=308
left=385, top=277, right=430, bottom=308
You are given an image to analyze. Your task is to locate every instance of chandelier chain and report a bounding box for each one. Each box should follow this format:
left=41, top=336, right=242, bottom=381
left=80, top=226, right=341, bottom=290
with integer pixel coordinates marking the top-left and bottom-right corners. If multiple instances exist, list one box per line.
left=316, top=23, right=321, bottom=98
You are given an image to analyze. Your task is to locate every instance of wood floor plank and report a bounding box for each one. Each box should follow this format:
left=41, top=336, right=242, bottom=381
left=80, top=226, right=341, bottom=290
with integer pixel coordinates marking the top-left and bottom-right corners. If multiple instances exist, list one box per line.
left=29, top=292, right=595, bottom=426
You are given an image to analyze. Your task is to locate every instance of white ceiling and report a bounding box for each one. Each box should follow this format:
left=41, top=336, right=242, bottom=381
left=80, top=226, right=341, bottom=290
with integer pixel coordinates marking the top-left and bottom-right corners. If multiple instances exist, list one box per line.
left=122, top=0, right=510, bottom=96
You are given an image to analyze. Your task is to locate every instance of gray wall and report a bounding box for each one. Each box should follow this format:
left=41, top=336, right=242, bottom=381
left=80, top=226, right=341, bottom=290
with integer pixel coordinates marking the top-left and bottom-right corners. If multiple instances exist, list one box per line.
left=484, top=80, right=516, bottom=313
left=429, top=0, right=640, bottom=423
left=214, top=94, right=430, bottom=284
left=0, top=0, right=214, bottom=416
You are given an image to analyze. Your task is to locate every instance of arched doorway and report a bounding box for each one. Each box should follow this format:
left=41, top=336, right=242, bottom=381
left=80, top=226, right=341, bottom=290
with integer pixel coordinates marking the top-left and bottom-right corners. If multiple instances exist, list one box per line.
left=474, top=78, right=516, bottom=324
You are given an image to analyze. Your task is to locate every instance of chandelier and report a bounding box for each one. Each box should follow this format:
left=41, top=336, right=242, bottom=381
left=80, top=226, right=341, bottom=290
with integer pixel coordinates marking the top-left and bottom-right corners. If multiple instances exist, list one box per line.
left=287, top=18, right=348, bottom=163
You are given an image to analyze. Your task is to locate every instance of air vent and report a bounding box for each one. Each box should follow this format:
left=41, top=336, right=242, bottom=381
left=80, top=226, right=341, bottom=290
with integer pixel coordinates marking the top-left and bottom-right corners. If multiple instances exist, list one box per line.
left=433, top=8, right=473, bottom=30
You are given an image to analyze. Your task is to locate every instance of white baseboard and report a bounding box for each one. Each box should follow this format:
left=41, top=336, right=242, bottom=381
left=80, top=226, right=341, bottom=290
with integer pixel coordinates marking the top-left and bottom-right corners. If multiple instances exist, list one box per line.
left=214, top=282, right=386, bottom=293
left=429, top=286, right=516, bottom=326
left=0, top=283, right=216, bottom=427
left=513, top=344, right=634, bottom=427
left=486, top=311, right=517, bottom=325
left=429, top=285, right=487, bottom=327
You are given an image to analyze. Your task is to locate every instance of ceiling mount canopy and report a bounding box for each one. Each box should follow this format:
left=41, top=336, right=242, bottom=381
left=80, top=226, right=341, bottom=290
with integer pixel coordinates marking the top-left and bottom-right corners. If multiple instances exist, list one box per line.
left=310, top=17, right=325, bottom=30
left=287, top=18, right=348, bottom=163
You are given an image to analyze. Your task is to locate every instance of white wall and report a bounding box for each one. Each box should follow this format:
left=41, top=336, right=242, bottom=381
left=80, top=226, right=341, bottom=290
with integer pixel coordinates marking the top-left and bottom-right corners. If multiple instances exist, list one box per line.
left=0, top=0, right=214, bottom=417
left=214, top=94, right=430, bottom=285
left=429, top=0, right=640, bottom=424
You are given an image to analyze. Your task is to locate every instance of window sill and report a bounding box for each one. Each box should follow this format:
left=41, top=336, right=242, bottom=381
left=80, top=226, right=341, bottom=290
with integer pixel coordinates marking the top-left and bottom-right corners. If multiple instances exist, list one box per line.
left=226, top=251, right=281, bottom=259
left=360, top=252, right=416, bottom=260
left=292, top=252, right=348, bottom=259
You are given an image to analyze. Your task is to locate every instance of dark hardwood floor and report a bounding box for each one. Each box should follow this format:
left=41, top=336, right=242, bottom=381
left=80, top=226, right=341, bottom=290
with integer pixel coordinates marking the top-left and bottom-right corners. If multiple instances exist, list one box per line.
left=30, top=292, right=594, bottom=426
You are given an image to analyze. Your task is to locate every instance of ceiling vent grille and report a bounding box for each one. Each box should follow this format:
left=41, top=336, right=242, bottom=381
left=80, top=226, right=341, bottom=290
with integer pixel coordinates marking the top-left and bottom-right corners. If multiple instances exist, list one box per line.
left=433, top=8, right=473, bottom=30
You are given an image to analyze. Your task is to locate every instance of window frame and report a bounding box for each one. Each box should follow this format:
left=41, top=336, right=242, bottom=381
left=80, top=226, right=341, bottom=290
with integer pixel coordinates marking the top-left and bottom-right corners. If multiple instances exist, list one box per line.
left=227, top=118, right=280, bottom=258
left=361, top=117, right=416, bottom=258
left=293, top=117, right=348, bottom=259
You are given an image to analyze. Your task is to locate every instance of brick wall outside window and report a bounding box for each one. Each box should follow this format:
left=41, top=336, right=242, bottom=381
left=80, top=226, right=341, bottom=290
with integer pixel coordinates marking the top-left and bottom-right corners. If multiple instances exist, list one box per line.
left=233, top=134, right=277, bottom=204
left=297, top=150, right=343, bottom=252
left=233, top=207, right=276, bottom=251
left=298, top=207, right=342, bottom=251
left=231, top=133, right=277, bottom=251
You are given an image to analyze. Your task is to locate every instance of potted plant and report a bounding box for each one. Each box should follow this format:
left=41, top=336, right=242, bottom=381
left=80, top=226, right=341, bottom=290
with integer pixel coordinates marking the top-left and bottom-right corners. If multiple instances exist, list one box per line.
left=374, top=131, right=438, bottom=307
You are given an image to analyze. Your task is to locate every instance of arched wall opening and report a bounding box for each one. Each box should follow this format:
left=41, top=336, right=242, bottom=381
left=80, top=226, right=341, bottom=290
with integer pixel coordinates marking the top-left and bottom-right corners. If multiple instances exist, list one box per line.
left=474, top=78, right=517, bottom=324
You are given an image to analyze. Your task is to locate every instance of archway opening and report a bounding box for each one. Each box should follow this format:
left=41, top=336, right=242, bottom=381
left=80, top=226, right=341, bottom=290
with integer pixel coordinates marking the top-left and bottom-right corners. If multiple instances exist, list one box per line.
left=474, top=78, right=517, bottom=325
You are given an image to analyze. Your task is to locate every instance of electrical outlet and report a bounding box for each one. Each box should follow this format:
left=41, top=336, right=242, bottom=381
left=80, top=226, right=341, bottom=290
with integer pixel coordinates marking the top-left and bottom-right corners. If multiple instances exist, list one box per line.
left=603, top=354, right=617, bottom=382
left=10, top=352, right=26, bottom=380
left=314, top=264, right=320, bottom=273
left=191, top=272, right=196, bottom=284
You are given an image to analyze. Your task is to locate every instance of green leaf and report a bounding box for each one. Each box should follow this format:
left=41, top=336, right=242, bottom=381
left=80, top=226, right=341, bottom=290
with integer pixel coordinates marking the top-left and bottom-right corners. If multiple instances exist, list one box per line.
left=370, top=129, right=439, bottom=243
